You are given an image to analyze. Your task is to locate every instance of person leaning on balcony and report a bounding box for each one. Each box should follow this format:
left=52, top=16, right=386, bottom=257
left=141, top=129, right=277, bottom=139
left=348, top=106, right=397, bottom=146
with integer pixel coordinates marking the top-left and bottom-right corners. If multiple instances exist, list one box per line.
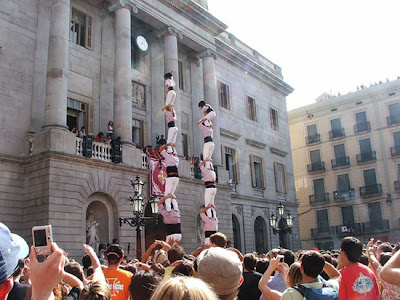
left=94, top=132, right=104, bottom=142
left=79, top=126, right=86, bottom=138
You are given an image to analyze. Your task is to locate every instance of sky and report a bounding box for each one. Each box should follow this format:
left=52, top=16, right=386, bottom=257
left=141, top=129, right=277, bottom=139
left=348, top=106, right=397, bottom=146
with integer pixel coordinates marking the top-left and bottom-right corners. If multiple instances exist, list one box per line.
left=207, top=0, right=400, bottom=111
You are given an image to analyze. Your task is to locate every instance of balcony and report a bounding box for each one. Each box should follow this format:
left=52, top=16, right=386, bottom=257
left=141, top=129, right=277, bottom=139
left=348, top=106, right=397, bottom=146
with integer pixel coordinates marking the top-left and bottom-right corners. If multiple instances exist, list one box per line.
left=309, top=193, right=330, bottom=205
left=307, top=161, right=325, bottom=173
left=394, top=180, right=400, bottom=192
left=311, top=226, right=335, bottom=239
left=387, top=115, right=400, bottom=126
left=335, top=223, right=362, bottom=236
left=354, top=121, right=371, bottom=134
left=359, top=184, right=383, bottom=197
left=333, top=188, right=355, bottom=201
left=331, top=156, right=350, bottom=169
left=306, top=134, right=321, bottom=145
left=76, top=138, right=113, bottom=162
left=356, top=151, right=376, bottom=164
left=329, top=128, right=345, bottom=140
left=362, top=220, right=389, bottom=233
left=391, top=145, right=400, bottom=157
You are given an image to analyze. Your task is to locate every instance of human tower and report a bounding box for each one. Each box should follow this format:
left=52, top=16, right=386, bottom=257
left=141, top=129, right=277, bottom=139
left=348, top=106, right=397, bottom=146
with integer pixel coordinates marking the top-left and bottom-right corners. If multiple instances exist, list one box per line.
left=157, top=71, right=219, bottom=246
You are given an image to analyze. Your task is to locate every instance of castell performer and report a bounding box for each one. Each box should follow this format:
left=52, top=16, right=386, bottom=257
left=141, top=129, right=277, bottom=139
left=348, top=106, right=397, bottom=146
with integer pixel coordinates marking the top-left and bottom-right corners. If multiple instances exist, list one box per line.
left=199, top=158, right=217, bottom=217
left=162, top=104, right=178, bottom=154
left=159, top=144, right=179, bottom=211
left=158, top=193, right=182, bottom=245
left=200, top=204, right=218, bottom=245
left=164, top=70, right=176, bottom=106
left=197, top=100, right=216, bottom=127
left=197, top=119, right=214, bottom=164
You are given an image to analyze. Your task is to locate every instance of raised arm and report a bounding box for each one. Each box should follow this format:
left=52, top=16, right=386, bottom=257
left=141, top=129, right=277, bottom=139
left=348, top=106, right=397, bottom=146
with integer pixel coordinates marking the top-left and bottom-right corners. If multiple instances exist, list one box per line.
left=381, top=247, right=400, bottom=285
left=63, top=272, right=84, bottom=289
left=158, top=193, right=174, bottom=206
left=141, top=240, right=171, bottom=263
left=83, top=244, right=105, bottom=283
left=258, top=255, right=285, bottom=300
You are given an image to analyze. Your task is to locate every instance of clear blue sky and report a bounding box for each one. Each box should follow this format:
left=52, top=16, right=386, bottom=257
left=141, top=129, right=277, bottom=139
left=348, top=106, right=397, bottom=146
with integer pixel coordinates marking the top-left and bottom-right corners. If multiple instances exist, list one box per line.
left=208, top=0, right=400, bottom=110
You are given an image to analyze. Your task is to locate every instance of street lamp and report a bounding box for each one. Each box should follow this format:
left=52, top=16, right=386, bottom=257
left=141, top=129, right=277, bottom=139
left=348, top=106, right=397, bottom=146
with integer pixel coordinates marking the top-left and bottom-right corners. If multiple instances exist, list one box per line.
left=119, top=175, right=159, bottom=259
left=269, top=202, right=294, bottom=249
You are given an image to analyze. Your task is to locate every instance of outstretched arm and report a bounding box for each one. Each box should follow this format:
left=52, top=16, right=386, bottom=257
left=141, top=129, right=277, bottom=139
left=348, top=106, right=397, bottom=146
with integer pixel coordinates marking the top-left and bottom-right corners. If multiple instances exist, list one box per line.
left=158, top=193, right=174, bottom=206
left=83, top=244, right=105, bottom=283
left=259, top=255, right=285, bottom=300
left=141, top=240, right=171, bottom=263
left=381, top=246, right=400, bottom=285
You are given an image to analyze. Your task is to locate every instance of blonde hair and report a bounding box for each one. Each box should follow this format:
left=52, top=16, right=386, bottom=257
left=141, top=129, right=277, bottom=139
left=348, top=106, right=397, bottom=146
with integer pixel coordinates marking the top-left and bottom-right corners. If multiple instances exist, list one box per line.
left=79, top=281, right=111, bottom=300
left=287, top=262, right=302, bottom=287
left=150, top=276, right=218, bottom=300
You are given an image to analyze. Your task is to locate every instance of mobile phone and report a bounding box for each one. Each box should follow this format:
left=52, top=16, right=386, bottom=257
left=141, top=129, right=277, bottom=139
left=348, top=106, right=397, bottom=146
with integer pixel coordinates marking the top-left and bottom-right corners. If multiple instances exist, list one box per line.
left=32, top=225, right=53, bottom=257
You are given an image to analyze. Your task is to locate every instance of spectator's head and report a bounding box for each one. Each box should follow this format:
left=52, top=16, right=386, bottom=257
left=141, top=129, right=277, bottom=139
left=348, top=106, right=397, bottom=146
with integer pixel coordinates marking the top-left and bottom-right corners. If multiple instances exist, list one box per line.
left=300, top=250, right=325, bottom=278
left=80, top=280, right=111, bottom=300
left=198, top=101, right=206, bottom=108
left=393, top=242, right=400, bottom=254
left=378, top=243, right=392, bottom=254
left=380, top=253, right=392, bottom=266
left=108, top=121, right=113, bottom=126
left=243, top=253, right=257, bottom=271
left=279, top=249, right=295, bottom=267
left=197, top=247, right=243, bottom=300
left=149, top=263, right=165, bottom=276
left=129, top=270, right=161, bottom=300
left=210, top=232, right=227, bottom=248
left=11, top=259, right=24, bottom=279
left=153, top=249, right=169, bottom=267
left=105, top=244, right=124, bottom=266
left=150, top=276, right=218, bottom=300
left=287, top=262, right=302, bottom=287
left=167, top=245, right=185, bottom=264
left=98, top=132, right=104, bottom=137
left=340, top=236, right=362, bottom=264
left=359, top=254, right=369, bottom=266
left=87, top=266, right=94, bottom=277
left=82, top=254, right=91, bottom=270
left=172, top=261, right=194, bottom=277
left=64, top=262, right=84, bottom=281
left=255, top=259, right=269, bottom=274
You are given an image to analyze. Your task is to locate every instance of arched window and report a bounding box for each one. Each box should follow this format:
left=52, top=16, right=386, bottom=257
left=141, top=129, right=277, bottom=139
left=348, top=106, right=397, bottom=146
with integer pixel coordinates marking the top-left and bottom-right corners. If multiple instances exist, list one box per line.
left=254, top=216, right=268, bottom=254
left=232, top=214, right=242, bottom=252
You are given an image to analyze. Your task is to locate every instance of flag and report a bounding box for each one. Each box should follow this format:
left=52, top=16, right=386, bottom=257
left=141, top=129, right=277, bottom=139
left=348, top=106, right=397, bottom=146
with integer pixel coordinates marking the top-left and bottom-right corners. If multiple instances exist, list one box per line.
left=149, top=156, right=166, bottom=197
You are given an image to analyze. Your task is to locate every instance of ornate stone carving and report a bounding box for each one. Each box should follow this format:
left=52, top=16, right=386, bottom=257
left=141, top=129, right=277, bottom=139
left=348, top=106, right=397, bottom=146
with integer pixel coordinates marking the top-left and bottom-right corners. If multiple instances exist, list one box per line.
left=251, top=207, right=256, bottom=216
left=199, top=48, right=217, bottom=60
left=108, top=0, right=138, bottom=13
left=235, top=206, right=242, bottom=216
left=245, top=138, right=267, bottom=149
left=263, top=209, right=269, bottom=217
left=220, top=128, right=241, bottom=140
left=270, top=147, right=288, bottom=157
left=158, top=27, right=183, bottom=40
left=132, top=82, right=145, bottom=110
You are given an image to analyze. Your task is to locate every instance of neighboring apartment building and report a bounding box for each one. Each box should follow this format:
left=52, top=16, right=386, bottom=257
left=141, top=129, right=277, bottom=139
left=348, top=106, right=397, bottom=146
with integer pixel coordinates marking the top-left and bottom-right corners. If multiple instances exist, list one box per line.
left=289, top=80, right=400, bottom=250
left=0, top=0, right=300, bottom=258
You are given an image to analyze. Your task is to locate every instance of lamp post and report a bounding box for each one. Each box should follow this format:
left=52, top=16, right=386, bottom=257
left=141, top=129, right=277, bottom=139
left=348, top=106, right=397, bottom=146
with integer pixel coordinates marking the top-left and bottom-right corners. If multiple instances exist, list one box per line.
left=269, top=202, right=294, bottom=249
left=119, top=175, right=159, bottom=260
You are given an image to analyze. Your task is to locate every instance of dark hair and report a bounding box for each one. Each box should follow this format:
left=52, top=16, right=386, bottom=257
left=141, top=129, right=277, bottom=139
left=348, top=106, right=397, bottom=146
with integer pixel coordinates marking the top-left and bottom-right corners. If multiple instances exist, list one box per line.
left=172, top=261, right=194, bottom=277
left=210, top=232, right=227, bottom=248
left=11, top=259, right=24, bottom=278
left=331, top=258, right=338, bottom=268
left=279, top=249, right=295, bottom=267
left=255, top=259, right=269, bottom=274
left=121, top=264, right=137, bottom=275
left=322, top=253, right=333, bottom=265
left=198, top=100, right=206, bottom=108
left=150, top=263, right=165, bottom=276
left=379, top=243, right=393, bottom=253
left=64, top=262, right=84, bottom=281
left=87, top=266, right=94, bottom=277
left=129, top=270, right=161, bottom=300
left=358, top=254, right=369, bottom=266
left=341, top=237, right=362, bottom=263
left=82, top=254, right=92, bottom=269
left=301, top=250, right=325, bottom=278
left=243, top=253, right=257, bottom=271
left=164, top=72, right=173, bottom=79
left=380, top=253, right=392, bottom=266
left=106, top=244, right=124, bottom=265
left=168, top=245, right=185, bottom=263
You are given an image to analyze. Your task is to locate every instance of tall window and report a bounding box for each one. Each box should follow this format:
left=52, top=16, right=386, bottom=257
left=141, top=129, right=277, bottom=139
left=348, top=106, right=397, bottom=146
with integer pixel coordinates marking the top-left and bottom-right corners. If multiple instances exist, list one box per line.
left=270, top=108, right=279, bottom=131
left=274, top=162, right=286, bottom=193
left=316, top=209, right=329, bottom=232
left=132, top=119, right=143, bottom=147
left=388, top=103, right=400, bottom=124
left=250, top=155, right=264, bottom=189
left=67, top=98, right=87, bottom=131
left=131, top=40, right=144, bottom=71
left=246, top=96, right=257, bottom=121
left=313, top=178, right=326, bottom=202
left=218, top=81, right=230, bottom=109
left=341, top=206, right=355, bottom=225
left=178, top=61, right=184, bottom=90
left=368, top=202, right=383, bottom=225
left=393, top=131, right=400, bottom=147
left=181, top=133, right=188, bottom=158
left=355, top=111, right=369, bottom=132
left=363, top=169, right=377, bottom=186
left=307, top=124, right=319, bottom=144
left=224, top=147, right=238, bottom=183
left=337, top=174, right=350, bottom=192
left=70, top=8, right=92, bottom=49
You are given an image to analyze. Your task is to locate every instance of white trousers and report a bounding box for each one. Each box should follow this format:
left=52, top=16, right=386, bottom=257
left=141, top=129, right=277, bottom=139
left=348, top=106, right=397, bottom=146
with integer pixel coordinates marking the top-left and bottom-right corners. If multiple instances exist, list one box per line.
left=165, top=90, right=176, bottom=106
left=166, top=233, right=182, bottom=244
left=204, top=237, right=211, bottom=245
left=203, top=141, right=214, bottom=161
left=165, top=197, right=179, bottom=212
left=205, top=187, right=217, bottom=216
left=202, top=111, right=216, bottom=126
left=167, top=127, right=178, bottom=145
left=165, top=177, right=179, bottom=211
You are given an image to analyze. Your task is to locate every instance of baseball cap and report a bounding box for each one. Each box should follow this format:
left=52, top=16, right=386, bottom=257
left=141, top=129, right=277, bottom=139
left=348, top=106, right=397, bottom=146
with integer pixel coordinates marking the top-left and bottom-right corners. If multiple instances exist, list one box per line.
left=105, top=244, right=123, bottom=259
left=197, top=247, right=242, bottom=296
left=0, top=222, right=29, bottom=284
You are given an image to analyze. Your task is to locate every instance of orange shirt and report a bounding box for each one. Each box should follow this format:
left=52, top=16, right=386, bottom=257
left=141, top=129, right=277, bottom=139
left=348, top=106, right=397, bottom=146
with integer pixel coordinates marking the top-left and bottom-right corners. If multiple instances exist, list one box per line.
left=102, top=268, right=133, bottom=300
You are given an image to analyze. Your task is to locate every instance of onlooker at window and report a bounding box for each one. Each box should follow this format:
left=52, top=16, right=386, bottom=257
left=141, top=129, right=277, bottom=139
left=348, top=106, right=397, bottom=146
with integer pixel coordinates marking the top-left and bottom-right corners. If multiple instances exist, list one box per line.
left=238, top=253, right=262, bottom=300
left=79, top=126, right=86, bottom=137
left=107, top=121, right=114, bottom=140
left=95, top=132, right=104, bottom=142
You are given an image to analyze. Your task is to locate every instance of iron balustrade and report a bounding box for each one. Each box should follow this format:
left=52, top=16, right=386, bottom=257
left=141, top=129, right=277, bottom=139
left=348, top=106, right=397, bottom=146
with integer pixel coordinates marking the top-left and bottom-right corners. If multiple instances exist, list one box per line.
left=359, top=184, right=383, bottom=197
left=329, top=128, right=345, bottom=139
left=391, top=145, right=400, bottom=157
left=333, top=188, right=355, bottom=201
left=335, top=223, right=362, bottom=236
left=362, top=220, right=389, bottom=233
left=309, top=193, right=330, bottom=205
left=387, top=115, right=400, bottom=126
left=331, top=156, right=350, bottom=168
left=354, top=121, right=371, bottom=134
left=356, top=151, right=376, bottom=163
left=311, top=226, right=335, bottom=239
left=307, top=161, right=325, bottom=173
left=306, top=134, right=321, bottom=145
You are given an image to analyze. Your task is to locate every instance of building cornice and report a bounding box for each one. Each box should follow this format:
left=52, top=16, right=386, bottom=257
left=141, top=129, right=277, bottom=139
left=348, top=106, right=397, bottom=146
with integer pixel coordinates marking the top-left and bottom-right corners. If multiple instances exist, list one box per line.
left=270, top=147, right=288, bottom=157
left=220, top=128, right=241, bottom=140
left=245, top=138, right=267, bottom=150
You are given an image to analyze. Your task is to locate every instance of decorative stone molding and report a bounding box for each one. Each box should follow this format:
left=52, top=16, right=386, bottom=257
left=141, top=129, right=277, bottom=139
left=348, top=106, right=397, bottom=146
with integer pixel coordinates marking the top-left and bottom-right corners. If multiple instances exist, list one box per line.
left=108, top=0, right=138, bottom=13
left=199, top=48, right=217, bottom=60
left=263, top=209, right=269, bottom=217
left=157, top=26, right=183, bottom=40
left=132, top=82, right=145, bottom=110
left=269, top=147, right=288, bottom=157
left=189, top=57, right=201, bottom=67
left=235, top=206, right=242, bottom=216
left=220, top=128, right=241, bottom=140
left=251, top=207, right=256, bottom=216
left=245, top=138, right=267, bottom=149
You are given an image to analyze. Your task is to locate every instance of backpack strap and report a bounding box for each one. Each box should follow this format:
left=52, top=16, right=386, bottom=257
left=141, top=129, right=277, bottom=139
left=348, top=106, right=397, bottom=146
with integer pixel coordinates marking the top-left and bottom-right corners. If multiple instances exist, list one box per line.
left=293, top=284, right=307, bottom=297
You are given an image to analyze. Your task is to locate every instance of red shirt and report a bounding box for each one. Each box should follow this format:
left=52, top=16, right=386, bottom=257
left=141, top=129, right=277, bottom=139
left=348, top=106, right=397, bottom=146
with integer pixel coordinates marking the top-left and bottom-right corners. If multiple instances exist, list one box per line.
left=339, top=263, right=379, bottom=300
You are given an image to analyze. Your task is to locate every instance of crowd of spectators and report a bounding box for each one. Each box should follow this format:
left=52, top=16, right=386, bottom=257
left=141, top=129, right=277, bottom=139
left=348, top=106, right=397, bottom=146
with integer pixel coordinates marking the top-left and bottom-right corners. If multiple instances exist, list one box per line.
left=1, top=221, right=400, bottom=300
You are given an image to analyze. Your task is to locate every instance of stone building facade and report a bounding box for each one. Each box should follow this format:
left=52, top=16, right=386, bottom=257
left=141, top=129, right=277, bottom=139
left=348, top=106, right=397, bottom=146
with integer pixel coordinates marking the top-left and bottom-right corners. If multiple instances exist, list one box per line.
left=0, top=0, right=299, bottom=258
left=289, top=80, right=400, bottom=250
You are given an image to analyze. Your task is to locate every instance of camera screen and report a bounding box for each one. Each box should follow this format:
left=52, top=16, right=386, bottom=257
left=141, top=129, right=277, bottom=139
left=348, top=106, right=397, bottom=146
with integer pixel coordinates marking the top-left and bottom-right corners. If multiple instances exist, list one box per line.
left=34, top=229, right=47, bottom=247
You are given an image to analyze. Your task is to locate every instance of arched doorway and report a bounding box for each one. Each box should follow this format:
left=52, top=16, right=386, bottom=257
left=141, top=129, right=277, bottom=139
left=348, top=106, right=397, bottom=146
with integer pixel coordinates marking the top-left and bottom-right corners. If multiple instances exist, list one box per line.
left=232, top=214, right=241, bottom=251
left=86, top=201, right=109, bottom=252
left=144, top=203, right=166, bottom=250
left=254, top=216, right=268, bottom=254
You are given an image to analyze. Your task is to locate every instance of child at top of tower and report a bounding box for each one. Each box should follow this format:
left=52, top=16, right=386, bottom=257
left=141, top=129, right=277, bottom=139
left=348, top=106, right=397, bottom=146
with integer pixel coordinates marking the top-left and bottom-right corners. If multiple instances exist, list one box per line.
left=164, top=70, right=176, bottom=106
left=197, top=100, right=216, bottom=127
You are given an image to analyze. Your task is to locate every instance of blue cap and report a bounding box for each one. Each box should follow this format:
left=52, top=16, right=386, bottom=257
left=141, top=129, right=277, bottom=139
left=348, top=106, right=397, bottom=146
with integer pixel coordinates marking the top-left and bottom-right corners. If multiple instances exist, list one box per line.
left=0, top=222, right=29, bottom=283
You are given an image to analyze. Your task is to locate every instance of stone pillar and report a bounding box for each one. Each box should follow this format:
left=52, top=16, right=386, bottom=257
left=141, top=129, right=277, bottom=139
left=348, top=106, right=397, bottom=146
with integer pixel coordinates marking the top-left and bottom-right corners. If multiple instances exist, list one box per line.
left=190, top=58, right=204, bottom=157
left=202, top=50, right=222, bottom=166
left=163, top=27, right=182, bottom=155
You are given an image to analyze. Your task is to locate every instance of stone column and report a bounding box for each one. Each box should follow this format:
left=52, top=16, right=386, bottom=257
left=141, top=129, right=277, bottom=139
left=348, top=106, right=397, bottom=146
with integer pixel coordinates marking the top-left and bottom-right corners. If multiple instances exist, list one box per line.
left=202, top=50, right=222, bottom=166
left=190, top=58, right=204, bottom=156
left=163, top=27, right=182, bottom=155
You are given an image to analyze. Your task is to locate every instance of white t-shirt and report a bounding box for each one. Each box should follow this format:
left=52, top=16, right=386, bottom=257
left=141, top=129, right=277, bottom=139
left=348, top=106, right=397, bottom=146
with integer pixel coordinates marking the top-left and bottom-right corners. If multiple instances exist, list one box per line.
left=165, top=78, right=175, bottom=88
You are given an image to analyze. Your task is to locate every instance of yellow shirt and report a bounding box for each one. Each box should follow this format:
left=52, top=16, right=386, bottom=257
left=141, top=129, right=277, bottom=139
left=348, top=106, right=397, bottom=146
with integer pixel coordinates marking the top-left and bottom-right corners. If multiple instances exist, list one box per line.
left=102, top=268, right=133, bottom=300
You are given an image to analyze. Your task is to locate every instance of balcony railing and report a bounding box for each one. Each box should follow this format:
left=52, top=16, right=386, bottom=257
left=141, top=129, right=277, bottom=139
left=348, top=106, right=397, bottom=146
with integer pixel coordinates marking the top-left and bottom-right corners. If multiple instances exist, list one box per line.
left=394, top=180, right=400, bottom=192
left=362, top=220, right=389, bottom=233
left=76, top=138, right=113, bottom=162
left=391, top=145, right=400, bottom=157
left=356, top=151, right=376, bottom=164
left=387, top=115, right=400, bottom=126
left=311, top=226, right=335, bottom=239
left=354, top=121, right=371, bottom=134
left=307, top=161, right=325, bottom=173
left=329, top=128, right=345, bottom=140
left=333, top=188, right=355, bottom=201
left=335, top=223, right=362, bottom=236
left=359, top=184, right=383, bottom=197
left=306, top=134, right=321, bottom=145
left=309, top=193, right=330, bottom=205
left=331, top=156, right=350, bottom=168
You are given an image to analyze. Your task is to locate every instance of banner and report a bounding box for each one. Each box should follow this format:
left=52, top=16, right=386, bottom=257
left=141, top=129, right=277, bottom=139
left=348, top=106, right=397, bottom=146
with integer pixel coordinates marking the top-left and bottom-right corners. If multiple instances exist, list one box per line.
left=149, top=156, right=166, bottom=197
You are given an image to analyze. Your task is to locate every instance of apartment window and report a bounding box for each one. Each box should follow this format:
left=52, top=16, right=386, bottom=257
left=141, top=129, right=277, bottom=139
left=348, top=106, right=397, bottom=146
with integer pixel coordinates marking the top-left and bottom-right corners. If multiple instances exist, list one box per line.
left=316, top=209, right=329, bottom=232
left=270, top=108, right=279, bottom=131
left=337, top=174, right=350, bottom=192
left=333, top=144, right=348, bottom=167
left=310, top=149, right=322, bottom=165
left=307, top=124, right=319, bottom=144
left=363, top=169, right=377, bottom=186
left=224, top=147, right=238, bottom=183
left=368, top=202, right=383, bottom=224
left=330, top=118, right=344, bottom=138
left=313, top=178, right=326, bottom=202
left=341, top=206, right=355, bottom=225
left=131, top=40, right=144, bottom=71
left=274, top=162, right=286, bottom=193
left=132, top=119, right=143, bottom=147
left=246, top=96, right=257, bottom=121
left=218, top=81, right=230, bottom=109
left=67, top=98, right=87, bottom=131
left=250, top=155, right=265, bottom=189
left=70, top=8, right=92, bottom=49
left=388, top=103, right=400, bottom=124
left=178, top=61, right=184, bottom=90
left=394, top=131, right=400, bottom=147
left=181, top=133, right=188, bottom=158
left=355, top=111, right=369, bottom=132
